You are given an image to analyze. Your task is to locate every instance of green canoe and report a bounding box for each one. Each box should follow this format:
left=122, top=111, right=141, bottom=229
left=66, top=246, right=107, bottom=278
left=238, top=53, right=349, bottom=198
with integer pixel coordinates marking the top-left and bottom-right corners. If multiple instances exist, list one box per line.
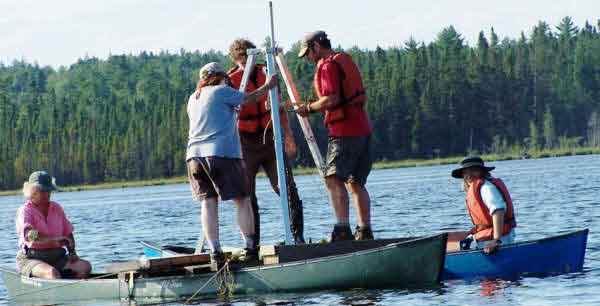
left=1, top=233, right=446, bottom=304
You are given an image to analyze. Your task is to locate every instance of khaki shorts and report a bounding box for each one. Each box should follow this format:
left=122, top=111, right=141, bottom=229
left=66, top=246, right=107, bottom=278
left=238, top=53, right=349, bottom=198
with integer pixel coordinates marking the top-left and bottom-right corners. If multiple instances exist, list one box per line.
left=187, top=157, right=250, bottom=201
left=16, top=248, right=68, bottom=277
left=325, top=135, right=372, bottom=186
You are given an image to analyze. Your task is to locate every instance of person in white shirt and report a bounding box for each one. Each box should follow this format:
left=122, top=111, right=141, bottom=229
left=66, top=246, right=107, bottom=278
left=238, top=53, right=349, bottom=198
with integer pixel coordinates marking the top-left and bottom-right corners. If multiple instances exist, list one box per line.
left=447, top=157, right=517, bottom=254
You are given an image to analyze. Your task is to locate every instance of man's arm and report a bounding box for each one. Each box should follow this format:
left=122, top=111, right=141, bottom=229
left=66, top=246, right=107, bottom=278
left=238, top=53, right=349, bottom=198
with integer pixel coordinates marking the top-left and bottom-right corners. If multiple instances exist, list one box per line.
left=480, top=182, right=507, bottom=254
left=296, top=61, right=342, bottom=116
left=243, top=75, right=278, bottom=105
left=491, top=210, right=505, bottom=241
left=483, top=210, right=505, bottom=254
left=308, top=94, right=341, bottom=112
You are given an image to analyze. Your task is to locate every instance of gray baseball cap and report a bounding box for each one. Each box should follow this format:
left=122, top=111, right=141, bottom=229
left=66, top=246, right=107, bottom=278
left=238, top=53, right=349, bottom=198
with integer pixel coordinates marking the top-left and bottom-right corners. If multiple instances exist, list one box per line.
left=27, top=171, right=58, bottom=192
left=199, top=62, right=225, bottom=80
left=298, top=30, right=328, bottom=58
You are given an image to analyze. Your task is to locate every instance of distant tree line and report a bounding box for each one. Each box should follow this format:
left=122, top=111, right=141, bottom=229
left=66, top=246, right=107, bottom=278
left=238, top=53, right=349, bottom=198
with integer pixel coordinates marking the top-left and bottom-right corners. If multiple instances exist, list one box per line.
left=1, top=17, right=599, bottom=190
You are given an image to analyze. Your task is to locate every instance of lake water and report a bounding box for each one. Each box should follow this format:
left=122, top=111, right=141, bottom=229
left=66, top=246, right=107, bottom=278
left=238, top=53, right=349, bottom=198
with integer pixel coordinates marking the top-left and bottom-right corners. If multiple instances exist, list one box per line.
left=1, top=155, right=599, bottom=305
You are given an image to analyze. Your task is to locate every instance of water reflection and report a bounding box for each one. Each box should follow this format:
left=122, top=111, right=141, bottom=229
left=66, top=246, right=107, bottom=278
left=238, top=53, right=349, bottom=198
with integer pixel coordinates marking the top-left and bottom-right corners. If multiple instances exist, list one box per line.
left=338, top=289, right=383, bottom=305
left=479, top=279, right=506, bottom=297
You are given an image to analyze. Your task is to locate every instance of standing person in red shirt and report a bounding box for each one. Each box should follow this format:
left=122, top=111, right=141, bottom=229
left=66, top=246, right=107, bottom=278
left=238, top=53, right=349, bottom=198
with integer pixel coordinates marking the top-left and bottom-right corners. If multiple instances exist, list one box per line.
left=296, top=31, right=374, bottom=241
left=227, top=39, right=305, bottom=244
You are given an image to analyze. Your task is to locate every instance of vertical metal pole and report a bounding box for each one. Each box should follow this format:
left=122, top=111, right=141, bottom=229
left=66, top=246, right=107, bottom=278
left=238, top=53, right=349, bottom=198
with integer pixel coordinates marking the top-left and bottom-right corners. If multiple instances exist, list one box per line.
left=269, top=2, right=276, bottom=50
left=267, top=1, right=293, bottom=245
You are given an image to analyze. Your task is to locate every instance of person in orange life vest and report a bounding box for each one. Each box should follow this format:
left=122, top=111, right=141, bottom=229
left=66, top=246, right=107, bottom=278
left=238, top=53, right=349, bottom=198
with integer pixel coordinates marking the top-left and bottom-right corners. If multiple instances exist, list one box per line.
left=227, top=39, right=305, bottom=244
left=296, top=31, right=374, bottom=241
left=447, top=157, right=517, bottom=254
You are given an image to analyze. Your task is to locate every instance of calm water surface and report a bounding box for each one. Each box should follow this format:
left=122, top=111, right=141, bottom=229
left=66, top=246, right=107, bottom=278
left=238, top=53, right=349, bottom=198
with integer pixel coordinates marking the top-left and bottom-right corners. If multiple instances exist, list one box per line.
left=1, top=155, right=599, bottom=305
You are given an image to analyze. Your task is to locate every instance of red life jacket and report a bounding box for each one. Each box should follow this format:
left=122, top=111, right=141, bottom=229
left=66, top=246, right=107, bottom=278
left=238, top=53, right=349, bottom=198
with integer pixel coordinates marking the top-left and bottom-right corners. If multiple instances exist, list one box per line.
left=466, top=177, right=517, bottom=241
left=314, top=52, right=367, bottom=125
left=228, top=64, right=272, bottom=133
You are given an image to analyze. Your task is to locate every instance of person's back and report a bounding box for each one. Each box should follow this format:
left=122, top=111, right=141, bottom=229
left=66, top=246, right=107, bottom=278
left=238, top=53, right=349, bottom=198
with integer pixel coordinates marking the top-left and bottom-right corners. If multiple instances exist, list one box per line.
left=185, top=61, right=279, bottom=268
left=186, top=84, right=244, bottom=160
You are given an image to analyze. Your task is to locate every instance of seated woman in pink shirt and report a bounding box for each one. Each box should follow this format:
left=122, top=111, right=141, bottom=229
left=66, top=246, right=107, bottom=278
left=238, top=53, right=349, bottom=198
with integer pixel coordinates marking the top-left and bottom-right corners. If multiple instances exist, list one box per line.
left=16, top=171, right=91, bottom=279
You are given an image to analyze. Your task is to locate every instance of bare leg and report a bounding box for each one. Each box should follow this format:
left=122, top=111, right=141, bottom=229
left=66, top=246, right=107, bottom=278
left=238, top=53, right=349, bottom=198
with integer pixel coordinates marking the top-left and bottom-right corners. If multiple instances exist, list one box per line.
left=30, top=262, right=61, bottom=279
left=346, top=182, right=371, bottom=227
left=64, top=258, right=92, bottom=278
left=232, top=196, right=256, bottom=249
left=446, top=231, right=471, bottom=252
left=325, top=175, right=350, bottom=224
left=200, top=197, right=220, bottom=252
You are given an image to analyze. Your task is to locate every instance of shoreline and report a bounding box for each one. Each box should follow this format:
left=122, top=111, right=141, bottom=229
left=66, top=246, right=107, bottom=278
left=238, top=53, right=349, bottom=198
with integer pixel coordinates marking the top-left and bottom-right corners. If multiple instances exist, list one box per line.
left=1, top=147, right=598, bottom=197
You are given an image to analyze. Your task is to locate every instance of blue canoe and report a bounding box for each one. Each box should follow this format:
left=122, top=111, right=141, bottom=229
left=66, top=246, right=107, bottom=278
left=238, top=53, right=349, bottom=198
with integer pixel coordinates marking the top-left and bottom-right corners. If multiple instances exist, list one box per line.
left=141, top=229, right=588, bottom=281
left=443, top=229, right=588, bottom=280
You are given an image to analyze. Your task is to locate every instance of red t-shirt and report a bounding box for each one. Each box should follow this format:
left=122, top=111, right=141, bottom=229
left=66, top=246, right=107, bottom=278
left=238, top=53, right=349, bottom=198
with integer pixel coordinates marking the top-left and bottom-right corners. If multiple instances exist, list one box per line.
left=316, top=58, right=372, bottom=137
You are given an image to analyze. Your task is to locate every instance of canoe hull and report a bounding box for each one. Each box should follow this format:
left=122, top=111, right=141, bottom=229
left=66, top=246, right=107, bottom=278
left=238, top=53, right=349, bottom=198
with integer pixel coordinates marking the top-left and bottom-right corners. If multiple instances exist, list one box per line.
left=443, top=229, right=588, bottom=280
left=1, top=233, right=446, bottom=303
left=0, top=269, right=121, bottom=304
left=133, top=234, right=446, bottom=299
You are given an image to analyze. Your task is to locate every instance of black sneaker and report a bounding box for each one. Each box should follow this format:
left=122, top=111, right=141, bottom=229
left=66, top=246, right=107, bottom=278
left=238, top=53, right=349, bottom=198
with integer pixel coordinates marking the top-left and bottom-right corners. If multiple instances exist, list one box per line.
left=210, top=251, right=225, bottom=271
left=354, top=226, right=374, bottom=240
left=330, top=225, right=354, bottom=242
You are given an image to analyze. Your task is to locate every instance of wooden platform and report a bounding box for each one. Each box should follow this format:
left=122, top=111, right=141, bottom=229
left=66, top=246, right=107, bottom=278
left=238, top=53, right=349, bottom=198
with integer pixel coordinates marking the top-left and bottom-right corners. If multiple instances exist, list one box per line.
left=106, top=253, right=210, bottom=273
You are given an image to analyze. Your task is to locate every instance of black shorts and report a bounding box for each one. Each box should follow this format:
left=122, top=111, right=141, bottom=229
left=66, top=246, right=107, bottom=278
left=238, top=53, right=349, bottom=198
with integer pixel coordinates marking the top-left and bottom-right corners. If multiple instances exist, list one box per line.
left=325, top=135, right=372, bottom=186
left=187, top=157, right=250, bottom=201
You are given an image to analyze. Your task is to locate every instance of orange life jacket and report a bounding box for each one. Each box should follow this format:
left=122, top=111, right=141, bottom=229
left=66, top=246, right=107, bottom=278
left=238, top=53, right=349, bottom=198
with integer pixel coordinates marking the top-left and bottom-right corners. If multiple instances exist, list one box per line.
left=466, top=177, right=517, bottom=241
left=228, top=64, right=271, bottom=133
left=314, top=52, right=366, bottom=125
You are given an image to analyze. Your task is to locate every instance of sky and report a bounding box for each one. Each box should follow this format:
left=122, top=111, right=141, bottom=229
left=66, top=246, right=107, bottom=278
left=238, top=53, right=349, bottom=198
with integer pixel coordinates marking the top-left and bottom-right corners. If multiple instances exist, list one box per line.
left=1, top=0, right=599, bottom=67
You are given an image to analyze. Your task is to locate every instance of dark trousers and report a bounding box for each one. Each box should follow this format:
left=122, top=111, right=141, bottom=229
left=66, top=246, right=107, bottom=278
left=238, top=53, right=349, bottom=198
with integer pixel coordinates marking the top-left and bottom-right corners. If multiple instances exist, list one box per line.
left=240, top=130, right=304, bottom=244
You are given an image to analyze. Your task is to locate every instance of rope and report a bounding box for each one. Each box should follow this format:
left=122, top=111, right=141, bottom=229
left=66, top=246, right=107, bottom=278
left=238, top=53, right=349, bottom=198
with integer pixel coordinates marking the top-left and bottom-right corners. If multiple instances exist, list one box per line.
left=136, top=261, right=233, bottom=306
left=184, top=260, right=231, bottom=304
left=5, top=272, right=120, bottom=303
left=215, top=261, right=235, bottom=297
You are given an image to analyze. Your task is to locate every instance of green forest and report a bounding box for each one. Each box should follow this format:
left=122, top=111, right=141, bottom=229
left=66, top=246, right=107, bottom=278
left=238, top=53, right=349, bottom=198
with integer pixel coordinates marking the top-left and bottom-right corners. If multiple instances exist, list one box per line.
left=1, top=17, right=599, bottom=190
